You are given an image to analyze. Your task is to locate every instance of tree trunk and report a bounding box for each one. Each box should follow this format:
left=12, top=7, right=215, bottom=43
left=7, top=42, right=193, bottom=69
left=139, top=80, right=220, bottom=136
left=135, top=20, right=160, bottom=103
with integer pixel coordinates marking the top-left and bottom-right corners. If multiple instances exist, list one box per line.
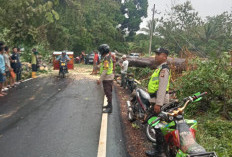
left=124, top=57, right=186, bottom=71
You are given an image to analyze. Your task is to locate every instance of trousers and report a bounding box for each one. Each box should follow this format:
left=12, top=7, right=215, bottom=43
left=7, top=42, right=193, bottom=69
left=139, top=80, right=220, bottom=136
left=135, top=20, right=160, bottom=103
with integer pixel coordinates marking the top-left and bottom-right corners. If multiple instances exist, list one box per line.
left=103, top=80, right=113, bottom=104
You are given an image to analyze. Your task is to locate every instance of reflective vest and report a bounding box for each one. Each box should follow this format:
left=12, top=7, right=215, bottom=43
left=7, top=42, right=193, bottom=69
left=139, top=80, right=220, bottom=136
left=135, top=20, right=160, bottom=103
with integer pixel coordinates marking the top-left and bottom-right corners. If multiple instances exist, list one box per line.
left=100, top=57, right=113, bottom=75
left=148, top=64, right=171, bottom=94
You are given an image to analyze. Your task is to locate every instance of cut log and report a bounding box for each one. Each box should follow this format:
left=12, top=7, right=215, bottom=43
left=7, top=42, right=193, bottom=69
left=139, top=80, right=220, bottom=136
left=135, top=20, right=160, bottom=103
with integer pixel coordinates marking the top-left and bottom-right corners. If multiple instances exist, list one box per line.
left=124, top=57, right=186, bottom=71
left=114, top=52, right=187, bottom=72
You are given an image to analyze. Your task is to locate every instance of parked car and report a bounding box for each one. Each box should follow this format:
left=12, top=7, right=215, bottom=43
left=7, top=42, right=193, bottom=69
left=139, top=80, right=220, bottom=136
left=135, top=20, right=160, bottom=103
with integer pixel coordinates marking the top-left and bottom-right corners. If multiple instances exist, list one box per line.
left=86, top=53, right=94, bottom=64
left=129, top=53, right=140, bottom=58
left=85, top=53, right=101, bottom=64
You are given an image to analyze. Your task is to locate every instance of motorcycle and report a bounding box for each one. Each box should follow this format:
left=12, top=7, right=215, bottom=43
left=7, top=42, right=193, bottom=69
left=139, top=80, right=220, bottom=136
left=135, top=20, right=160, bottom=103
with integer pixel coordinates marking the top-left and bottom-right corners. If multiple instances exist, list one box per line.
left=127, top=88, right=152, bottom=123
left=59, top=61, right=67, bottom=78
left=125, top=73, right=137, bottom=93
left=127, top=88, right=177, bottom=123
left=146, top=92, right=217, bottom=157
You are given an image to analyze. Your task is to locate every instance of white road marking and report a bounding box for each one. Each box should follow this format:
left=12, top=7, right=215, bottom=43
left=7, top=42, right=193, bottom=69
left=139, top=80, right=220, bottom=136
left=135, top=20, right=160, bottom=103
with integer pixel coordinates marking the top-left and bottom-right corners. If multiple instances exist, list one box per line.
left=97, top=96, right=108, bottom=157
left=22, top=78, right=33, bottom=83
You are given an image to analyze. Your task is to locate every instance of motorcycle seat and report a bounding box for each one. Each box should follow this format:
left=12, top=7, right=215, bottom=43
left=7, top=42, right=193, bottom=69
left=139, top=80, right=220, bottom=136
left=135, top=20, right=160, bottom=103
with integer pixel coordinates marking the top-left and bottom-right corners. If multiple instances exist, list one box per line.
left=187, top=144, right=207, bottom=155
left=137, top=89, right=151, bottom=109
left=178, top=122, right=206, bottom=154
left=137, top=89, right=150, bottom=100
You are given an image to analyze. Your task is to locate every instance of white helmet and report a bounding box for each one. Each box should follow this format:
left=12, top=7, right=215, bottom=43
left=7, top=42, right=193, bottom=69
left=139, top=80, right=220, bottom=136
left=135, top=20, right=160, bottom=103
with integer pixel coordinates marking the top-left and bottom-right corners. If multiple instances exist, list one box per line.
left=122, top=55, right=126, bottom=59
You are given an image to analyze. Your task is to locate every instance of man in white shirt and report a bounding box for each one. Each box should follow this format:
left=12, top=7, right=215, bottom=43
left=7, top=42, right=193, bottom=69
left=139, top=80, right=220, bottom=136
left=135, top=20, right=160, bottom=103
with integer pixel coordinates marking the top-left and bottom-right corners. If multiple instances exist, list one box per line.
left=120, top=55, right=129, bottom=88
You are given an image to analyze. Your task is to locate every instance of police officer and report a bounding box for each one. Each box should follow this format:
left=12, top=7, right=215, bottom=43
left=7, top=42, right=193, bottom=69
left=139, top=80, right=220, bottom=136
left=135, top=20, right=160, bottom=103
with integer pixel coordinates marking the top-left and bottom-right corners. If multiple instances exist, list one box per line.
left=97, top=44, right=114, bottom=113
left=145, top=48, right=171, bottom=157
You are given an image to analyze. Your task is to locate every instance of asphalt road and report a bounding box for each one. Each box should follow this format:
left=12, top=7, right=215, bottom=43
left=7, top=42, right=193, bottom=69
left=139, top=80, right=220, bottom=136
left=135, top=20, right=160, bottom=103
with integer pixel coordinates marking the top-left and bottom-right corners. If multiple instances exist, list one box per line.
left=0, top=73, right=128, bottom=157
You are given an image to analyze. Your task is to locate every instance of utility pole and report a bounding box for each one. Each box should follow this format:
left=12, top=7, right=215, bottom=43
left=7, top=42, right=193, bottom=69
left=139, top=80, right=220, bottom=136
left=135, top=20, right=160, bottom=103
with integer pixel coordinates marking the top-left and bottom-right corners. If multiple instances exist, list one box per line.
left=148, top=4, right=155, bottom=56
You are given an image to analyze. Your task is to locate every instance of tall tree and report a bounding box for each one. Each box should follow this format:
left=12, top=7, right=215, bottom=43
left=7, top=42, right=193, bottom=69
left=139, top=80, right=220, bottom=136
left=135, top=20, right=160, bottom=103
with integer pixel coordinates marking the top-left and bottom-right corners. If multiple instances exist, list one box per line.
left=0, top=0, right=59, bottom=47
left=120, top=0, right=148, bottom=41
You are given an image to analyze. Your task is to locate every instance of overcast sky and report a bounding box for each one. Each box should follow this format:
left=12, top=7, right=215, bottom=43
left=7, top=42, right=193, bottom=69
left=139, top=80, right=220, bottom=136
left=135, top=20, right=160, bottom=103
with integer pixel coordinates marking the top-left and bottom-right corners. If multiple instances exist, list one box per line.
left=140, top=0, right=232, bottom=28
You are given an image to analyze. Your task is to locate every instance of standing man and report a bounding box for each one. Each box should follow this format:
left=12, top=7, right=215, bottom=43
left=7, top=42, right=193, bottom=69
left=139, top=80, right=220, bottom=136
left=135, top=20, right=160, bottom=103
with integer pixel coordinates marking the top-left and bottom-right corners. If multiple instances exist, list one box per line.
left=11, top=47, right=21, bottom=84
left=31, top=48, right=39, bottom=78
left=0, top=46, right=6, bottom=96
left=145, top=48, right=171, bottom=157
left=120, top=55, right=129, bottom=88
left=17, top=48, right=22, bottom=82
left=80, top=51, right=86, bottom=64
left=97, top=44, right=114, bottom=113
left=4, top=46, right=14, bottom=87
left=91, top=51, right=99, bottom=75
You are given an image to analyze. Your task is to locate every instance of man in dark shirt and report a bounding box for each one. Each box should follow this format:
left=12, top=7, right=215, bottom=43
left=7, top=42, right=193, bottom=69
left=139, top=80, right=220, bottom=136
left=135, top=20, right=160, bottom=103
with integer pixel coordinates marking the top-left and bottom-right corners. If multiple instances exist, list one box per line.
left=11, top=47, right=21, bottom=83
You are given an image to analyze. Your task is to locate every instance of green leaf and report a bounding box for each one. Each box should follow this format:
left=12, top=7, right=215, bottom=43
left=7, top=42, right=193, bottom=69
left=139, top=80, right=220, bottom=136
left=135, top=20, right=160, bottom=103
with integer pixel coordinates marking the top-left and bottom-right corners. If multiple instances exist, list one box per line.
left=45, top=12, right=54, bottom=23
left=52, top=10, right=59, bottom=20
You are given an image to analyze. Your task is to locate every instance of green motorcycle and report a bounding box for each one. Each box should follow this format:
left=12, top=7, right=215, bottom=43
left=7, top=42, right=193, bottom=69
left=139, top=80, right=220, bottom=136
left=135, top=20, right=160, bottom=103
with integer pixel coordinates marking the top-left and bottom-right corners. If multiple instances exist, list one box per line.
left=146, top=92, right=217, bottom=157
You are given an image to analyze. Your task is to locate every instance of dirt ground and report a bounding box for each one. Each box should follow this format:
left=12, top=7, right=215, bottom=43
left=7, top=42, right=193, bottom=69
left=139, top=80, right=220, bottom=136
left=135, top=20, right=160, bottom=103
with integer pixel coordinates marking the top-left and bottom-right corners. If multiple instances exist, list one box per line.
left=48, top=64, right=99, bottom=80
left=114, top=82, right=151, bottom=157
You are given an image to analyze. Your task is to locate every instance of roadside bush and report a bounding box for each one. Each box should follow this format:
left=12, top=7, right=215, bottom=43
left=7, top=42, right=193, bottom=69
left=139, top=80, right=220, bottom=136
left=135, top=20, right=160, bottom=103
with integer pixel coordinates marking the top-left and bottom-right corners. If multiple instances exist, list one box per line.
left=175, top=53, right=232, bottom=119
left=175, top=53, right=232, bottom=156
left=195, top=114, right=232, bottom=156
left=130, top=67, right=153, bottom=87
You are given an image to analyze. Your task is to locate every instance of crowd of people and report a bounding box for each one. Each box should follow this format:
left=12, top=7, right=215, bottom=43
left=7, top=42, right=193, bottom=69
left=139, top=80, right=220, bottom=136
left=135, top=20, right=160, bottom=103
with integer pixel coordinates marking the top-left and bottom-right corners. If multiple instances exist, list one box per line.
left=0, top=41, right=40, bottom=97
left=0, top=41, right=22, bottom=97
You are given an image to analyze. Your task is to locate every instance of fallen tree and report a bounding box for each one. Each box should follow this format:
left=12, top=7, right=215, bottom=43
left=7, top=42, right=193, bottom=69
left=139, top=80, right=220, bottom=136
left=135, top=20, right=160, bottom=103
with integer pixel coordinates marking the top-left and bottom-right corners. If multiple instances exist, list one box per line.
left=127, top=57, right=186, bottom=70
left=115, top=51, right=187, bottom=72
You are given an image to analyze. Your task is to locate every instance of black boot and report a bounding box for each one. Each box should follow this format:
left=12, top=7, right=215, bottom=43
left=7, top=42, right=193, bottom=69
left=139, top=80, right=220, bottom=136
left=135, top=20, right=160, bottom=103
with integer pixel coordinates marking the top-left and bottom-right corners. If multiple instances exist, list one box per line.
left=145, top=143, right=166, bottom=157
left=102, top=107, right=112, bottom=113
left=146, top=129, right=166, bottom=157
left=102, top=105, right=109, bottom=108
left=102, top=103, right=112, bottom=113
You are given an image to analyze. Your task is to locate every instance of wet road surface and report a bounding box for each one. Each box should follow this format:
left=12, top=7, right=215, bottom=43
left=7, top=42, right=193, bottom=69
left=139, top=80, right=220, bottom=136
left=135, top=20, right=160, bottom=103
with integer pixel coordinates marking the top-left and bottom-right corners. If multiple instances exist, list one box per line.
left=0, top=72, right=128, bottom=157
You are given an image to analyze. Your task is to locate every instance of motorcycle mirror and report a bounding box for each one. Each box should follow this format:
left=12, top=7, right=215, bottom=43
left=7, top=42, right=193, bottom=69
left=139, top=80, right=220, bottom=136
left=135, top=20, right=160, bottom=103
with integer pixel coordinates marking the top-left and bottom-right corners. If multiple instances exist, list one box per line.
left=192, top=92, right=202, bottom=102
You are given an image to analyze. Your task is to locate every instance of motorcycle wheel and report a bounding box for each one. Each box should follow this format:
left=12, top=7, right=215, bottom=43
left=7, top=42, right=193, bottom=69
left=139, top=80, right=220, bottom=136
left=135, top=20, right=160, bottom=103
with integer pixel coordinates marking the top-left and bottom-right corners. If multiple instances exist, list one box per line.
left=62, top=72, right=65, bottom=78
left=145, top=124, right=157, bottom=143
left=62, top=68, right=65, bottom=78
left=59, top=69, right=62, bottom=78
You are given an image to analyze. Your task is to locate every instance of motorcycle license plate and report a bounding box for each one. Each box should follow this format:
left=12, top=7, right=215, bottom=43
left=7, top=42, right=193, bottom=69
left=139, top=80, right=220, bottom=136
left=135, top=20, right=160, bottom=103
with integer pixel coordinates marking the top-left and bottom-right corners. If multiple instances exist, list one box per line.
left=61, top=63, right=65, bottom=66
